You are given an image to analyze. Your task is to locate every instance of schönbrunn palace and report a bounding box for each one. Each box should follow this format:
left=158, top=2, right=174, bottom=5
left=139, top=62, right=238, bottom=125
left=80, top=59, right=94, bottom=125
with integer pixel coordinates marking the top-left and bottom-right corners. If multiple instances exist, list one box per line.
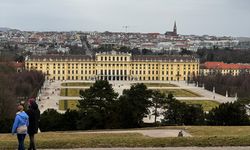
left=25, top=52, right=199, bottom=81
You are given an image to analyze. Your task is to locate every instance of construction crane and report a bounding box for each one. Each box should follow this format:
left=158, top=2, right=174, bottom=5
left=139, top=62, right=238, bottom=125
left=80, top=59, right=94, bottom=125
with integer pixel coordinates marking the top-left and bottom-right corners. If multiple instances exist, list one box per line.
left=122, top=26, right=130, bottom=33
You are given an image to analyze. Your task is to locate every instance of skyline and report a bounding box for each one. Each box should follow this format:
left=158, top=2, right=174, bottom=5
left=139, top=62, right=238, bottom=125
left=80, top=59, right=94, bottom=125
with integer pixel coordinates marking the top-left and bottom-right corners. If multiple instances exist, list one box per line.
left=1, top=0, right=250, bottom=37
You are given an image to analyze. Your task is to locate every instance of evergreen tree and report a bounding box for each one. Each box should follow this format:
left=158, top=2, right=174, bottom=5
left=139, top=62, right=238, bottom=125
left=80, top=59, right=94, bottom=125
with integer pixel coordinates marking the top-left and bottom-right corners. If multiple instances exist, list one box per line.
left=117, top=83, right=152, bottom=128
left=77, top=80, right=118, bottom=129
left=151, top=90, right=167, bottom=125
left=163, top=93, right=204, bottom=125
left=206, top=102, right=249, bottom=125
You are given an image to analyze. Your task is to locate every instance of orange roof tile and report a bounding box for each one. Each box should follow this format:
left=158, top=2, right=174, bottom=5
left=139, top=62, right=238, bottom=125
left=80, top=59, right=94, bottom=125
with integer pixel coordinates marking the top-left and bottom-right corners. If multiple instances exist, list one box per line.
left=203, top=62, right=250, bottom=70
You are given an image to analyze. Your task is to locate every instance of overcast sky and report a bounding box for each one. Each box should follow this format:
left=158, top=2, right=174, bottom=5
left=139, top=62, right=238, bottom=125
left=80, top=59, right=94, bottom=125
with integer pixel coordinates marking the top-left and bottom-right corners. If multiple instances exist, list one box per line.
left=0, top=0, right=250, bottom=36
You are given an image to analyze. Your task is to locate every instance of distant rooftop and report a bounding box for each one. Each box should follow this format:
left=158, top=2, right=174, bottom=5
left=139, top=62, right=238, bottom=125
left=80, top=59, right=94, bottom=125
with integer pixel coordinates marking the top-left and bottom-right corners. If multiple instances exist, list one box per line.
left=201, top=62, right=250, bottom=69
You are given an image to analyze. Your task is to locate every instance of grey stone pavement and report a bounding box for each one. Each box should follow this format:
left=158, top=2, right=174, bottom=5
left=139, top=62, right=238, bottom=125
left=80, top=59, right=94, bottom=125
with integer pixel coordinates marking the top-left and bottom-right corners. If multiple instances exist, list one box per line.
left=43, top=147, right=250, bottom=150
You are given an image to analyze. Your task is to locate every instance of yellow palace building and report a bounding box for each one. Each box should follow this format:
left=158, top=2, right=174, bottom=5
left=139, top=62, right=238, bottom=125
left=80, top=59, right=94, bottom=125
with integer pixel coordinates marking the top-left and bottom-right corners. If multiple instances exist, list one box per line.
left=25, top=52, right=199, bottom=81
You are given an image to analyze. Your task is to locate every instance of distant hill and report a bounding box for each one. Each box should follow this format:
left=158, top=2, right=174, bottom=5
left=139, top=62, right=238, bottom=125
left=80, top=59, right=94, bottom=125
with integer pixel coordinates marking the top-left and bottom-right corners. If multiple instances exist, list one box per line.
left=0, top=27, right=20, bottom=32
left=0, top=27, right=11, bottom=32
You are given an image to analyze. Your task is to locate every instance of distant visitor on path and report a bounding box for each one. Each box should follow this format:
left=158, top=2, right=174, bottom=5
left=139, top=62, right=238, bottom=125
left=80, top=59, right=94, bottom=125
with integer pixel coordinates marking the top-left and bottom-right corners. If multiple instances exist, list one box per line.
left=178, top=130, right=183, bottom=137
left=27, top=99, right=41, bottom=150
left=12, top=104, right=29, bottom=150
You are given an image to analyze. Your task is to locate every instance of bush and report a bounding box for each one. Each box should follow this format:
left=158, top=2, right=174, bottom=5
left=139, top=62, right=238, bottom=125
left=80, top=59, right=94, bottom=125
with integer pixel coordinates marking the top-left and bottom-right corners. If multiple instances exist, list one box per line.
left=206, top=102, right=249, bottom=125
left=0, top=118, right=13, bottom=133
left=40, top=109, right=64, bottom=131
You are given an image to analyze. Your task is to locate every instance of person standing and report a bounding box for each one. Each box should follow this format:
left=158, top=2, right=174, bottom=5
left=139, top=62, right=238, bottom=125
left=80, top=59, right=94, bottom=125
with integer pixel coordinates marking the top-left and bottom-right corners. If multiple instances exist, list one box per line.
left=26, top=100, right=40, bottom=150
left=12, top=104, right=29, bottom=150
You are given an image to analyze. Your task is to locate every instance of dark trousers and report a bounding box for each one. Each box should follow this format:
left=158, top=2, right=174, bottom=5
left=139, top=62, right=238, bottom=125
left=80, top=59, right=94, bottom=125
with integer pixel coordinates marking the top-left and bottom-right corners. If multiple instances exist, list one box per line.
left=28, top=134, right=36, bottom=150
left=17, top=134, right=26, bottom=150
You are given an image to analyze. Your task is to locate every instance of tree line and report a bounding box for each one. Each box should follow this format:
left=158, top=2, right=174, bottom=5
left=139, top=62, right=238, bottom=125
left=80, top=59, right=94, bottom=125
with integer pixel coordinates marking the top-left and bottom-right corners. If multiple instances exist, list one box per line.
left=197, top=48, right=250, bottom=63
left=0, top=63, right=45, bottom=133
left=39, top=80, right=250, bottom=132
left=194, top=73, right=250, bottom=99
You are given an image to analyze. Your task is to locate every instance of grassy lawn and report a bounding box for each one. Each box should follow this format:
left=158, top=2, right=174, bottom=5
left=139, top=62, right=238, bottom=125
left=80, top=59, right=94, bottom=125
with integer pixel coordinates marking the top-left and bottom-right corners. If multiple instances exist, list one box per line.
left=180, top=100, right=220, bottom=111
left=61, top=82, right=93, bottom=87
left=156, top=89, right=201, bottom=97
left=2, top=126, right=250, bottom=149
left=60, top=88, right=85, bottom=97
left=143, top=83, right=177, bottom=87
left=184, top=126, right=250, bottom=137
left=59, top=100, right=79, bottom=110
left=59, top=100, right=219, bottom=111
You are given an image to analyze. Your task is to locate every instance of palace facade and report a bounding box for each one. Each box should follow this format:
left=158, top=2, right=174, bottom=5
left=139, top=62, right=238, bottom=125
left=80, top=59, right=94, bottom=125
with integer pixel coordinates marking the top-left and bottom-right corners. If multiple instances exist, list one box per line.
left=25, top=52, right=199, bottom=81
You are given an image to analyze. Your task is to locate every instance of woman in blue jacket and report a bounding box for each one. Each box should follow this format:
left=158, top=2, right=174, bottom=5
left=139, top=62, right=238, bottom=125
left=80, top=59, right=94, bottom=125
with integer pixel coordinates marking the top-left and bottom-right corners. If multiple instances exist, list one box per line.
left=12, top=104, right=29, bottom=150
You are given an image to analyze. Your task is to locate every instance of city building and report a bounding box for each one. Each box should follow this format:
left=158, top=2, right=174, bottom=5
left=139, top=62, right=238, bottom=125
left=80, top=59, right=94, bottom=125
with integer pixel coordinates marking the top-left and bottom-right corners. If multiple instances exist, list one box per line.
left=165, top=21, right=178, bottom=37
left=200, top=62, right=250, bottom=76
left=25, top=52, right=199, bottom=81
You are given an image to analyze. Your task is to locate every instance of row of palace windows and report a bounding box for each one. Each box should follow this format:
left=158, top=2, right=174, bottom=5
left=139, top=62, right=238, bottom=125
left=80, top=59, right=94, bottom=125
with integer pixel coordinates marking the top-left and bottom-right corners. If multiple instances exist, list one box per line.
left=28, top=63, right=198, bottom=68
left=60, top=69, right=194, bottom=75
left=49, top=69, right=196, bottom=76
left=50, top=76, right=185, bottom=81
left=136, top=76, right=183, bottom=81
left=99, top=64, right=129, bottom=67
left=51, top=70, right=95, bottom=75
left=100, top=70, right=127, bottom=75
left=131, top=70, right=194, bottom=75
left=51, top=76, right=91, bottom=81
left=27, top=63, right=94, bottom=66
left=100, top=56, right=128, bottom=61
left=29, top=66, right=198, bottom=72
left=132, top=66, right=197, bottom=70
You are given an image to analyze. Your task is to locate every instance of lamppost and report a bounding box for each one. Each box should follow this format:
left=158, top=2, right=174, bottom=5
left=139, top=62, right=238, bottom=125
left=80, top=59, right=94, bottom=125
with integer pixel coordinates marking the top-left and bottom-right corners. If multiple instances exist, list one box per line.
left=176, top=73, right=181, bottom=82
left=235, top=93, right=238, bottom=101
left=213, top=86, right=215, bottom=99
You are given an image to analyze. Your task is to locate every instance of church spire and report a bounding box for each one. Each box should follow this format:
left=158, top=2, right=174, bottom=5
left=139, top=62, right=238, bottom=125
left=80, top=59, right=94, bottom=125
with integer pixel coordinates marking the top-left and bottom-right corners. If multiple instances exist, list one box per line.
left=173, top=21, right=177, bottom=35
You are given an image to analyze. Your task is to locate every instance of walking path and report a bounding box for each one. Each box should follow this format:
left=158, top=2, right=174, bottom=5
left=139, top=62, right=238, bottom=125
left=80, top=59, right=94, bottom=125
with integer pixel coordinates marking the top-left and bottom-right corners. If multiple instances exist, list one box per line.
left=168, top=81, right=235, bottom=103
left=68, top=129, right=191, bottom=137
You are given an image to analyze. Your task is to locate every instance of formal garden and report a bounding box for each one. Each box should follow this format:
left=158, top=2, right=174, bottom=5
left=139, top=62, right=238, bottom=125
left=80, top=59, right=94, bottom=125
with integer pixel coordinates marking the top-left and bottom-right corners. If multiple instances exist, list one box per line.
left=180, top=100, right=220, bottom=111
left=157, top=89, right=201, bottom=97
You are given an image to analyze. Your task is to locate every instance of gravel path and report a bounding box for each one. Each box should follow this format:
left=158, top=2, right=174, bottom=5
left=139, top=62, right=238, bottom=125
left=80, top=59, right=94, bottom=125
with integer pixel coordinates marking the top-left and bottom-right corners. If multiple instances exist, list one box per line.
left=66, top=129, right=191, bottom=137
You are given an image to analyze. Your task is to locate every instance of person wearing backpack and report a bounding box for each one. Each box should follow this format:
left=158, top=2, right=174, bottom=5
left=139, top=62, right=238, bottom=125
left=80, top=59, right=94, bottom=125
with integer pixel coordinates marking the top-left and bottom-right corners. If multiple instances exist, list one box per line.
left=12, top=104, right=29, bottom=150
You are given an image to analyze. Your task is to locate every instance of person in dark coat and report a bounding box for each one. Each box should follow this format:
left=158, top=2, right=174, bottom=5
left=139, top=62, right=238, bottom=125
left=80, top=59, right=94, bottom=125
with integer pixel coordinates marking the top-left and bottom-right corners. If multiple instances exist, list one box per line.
left=26, top=100, right=40, bottom=150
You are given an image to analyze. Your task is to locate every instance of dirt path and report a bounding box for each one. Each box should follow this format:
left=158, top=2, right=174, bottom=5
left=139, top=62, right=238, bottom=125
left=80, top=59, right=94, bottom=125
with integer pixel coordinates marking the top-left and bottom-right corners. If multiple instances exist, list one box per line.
left=68, top=129, right=191, bottom=137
